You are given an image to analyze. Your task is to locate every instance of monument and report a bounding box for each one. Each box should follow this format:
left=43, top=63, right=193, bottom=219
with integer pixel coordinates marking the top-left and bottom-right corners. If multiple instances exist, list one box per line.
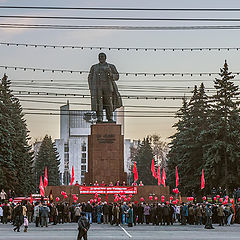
left=85, top=53, right=127, bottom=185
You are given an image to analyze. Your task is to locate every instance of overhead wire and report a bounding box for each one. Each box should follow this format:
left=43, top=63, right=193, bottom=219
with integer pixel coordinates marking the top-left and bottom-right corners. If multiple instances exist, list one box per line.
left=1, top=24, right=240, bottom=30
left=1, top=42, right=240, bottom=52
left=1, top=65, right=238, bottom=76
left=1, top=6, right=240, bottom=11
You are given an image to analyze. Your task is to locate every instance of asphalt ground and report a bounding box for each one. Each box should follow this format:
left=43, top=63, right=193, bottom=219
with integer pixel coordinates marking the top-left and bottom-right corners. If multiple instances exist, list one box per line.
left=0, top=222, right=240, bottom=240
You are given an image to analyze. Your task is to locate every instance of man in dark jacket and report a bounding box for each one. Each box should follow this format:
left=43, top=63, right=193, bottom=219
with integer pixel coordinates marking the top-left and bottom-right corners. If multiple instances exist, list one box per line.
left=78, top=212, right=90, bottom=240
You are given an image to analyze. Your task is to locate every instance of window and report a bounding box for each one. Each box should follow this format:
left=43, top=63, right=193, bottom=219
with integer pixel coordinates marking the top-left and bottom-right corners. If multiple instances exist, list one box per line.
left=81, top=170, right=86, bottom=176
left=82, top=143, right=86, bottom=152
left=81, top=158, right=86, bottom=164
left=82, top=153, right=86, bottom=158
left=81, top=165, right=86, bottom=171
left=64, top=143, right=69, bottom=153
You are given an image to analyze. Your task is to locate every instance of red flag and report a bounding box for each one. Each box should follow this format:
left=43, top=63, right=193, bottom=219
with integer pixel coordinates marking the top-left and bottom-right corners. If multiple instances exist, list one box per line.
left=232, top=198, right=236, bottom=222
left=44, top=166, right=48, bottom=188
left=39, top=176, right=45, bottom=197
left=201, top=169, right=205, bottom=189
left=162, top=168, right=166, bottom=187
left=30, top=194, right=33, bottom=204
left=175, top=166, right=179, bottom=187
left=70, top=166, right=75, bottom=185
left=151, top=158, right=157, bottom=179
left=157, top=165, right=161, bottom=186
left=133, top=162, right=138, bottom=182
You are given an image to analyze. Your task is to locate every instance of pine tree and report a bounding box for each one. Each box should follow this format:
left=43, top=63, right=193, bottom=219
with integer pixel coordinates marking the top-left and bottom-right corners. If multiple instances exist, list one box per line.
left=203, top=61, right=240, bottom=192
left=0, top=99, right=16, bottom=190
left=0, top=74, right=33, bottom=195
left=34, top=135, right=60, bottom=188
left=133, top=138, right=155, bottom=185
left=168, top=84, right=209, bottom=195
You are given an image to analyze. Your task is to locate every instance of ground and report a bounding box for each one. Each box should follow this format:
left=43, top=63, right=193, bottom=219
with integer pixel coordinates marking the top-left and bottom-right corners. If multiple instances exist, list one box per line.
left=0, top=222, right=240, bottom=240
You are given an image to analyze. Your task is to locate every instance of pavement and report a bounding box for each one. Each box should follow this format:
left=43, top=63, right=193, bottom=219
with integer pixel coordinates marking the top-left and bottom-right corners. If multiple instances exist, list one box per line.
left=0, top=222, right=240, bottom=240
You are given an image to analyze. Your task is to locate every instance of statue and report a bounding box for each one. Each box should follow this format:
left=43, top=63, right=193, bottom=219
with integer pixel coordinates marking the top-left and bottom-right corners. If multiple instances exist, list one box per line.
left=88, top=53, right=122, bottom=123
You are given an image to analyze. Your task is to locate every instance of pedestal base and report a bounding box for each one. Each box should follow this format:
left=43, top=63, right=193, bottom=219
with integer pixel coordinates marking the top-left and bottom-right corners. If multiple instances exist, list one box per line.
left=85, top=123, right=127, bottom=185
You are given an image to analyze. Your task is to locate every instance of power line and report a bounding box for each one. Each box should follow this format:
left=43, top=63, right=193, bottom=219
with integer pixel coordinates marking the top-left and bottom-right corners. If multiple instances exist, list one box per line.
left=18, top=99, right=181, bottom=109
left=1, top=23, right=240, bottom=30
left=22, top=112, right=175, bottom=117
left=1, top=6, right=240, bottom=11
left=23, top=107, right=177, bottom=113
left=3, top=15, right=240, bottom=22
left=13, top=90, right=191, bottom=99
left=1, top=41, right=240, bottom=52
left=1, top=65, right=237, bottom=76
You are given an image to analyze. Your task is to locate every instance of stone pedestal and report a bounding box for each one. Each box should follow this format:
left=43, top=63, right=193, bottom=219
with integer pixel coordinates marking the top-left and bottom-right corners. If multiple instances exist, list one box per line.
left=85, top=123, right=127, bottom=185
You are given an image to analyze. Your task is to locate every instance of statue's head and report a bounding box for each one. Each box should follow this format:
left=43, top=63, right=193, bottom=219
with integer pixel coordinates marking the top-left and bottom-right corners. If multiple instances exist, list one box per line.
left=98, top=52, right=107, bottom=63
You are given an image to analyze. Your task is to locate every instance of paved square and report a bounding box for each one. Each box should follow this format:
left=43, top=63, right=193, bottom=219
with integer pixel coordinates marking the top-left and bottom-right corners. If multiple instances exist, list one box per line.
left=0, top=223, right=240, bottom=240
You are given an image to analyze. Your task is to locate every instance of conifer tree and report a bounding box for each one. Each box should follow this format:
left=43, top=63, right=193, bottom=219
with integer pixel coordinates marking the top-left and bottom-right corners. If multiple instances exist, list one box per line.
left=34, top=135, right=60, bottom=187
left=0, top=99, right=16, bottom=190
left=203, top=61, right=240, bottom=192
left=168, top=84, right=209, bottom=195
left=0, top=74, right=33, bottom=195
left=133, top=138, right=155, bottom=185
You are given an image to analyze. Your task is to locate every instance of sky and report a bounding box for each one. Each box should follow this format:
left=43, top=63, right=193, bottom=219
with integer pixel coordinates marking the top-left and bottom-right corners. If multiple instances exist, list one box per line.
left=1, top=0, right=240, bottom=143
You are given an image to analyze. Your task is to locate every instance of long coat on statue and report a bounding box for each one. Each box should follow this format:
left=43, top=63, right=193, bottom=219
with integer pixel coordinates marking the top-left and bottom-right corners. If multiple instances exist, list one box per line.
left=88, top=62, right=122, bottom=111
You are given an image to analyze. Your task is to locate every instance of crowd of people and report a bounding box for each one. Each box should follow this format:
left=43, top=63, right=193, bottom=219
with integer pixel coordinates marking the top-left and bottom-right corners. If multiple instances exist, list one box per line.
left=0, top=198, right=240, bottom=231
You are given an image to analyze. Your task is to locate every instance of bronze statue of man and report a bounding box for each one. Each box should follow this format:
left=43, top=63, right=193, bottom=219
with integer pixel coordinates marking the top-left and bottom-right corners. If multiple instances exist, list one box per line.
left=88, top=53, right=122, bottom=122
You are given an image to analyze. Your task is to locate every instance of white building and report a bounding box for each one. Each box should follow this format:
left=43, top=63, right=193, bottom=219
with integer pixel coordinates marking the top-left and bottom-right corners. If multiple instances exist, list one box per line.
left=55, top=102, right=130, bottom=185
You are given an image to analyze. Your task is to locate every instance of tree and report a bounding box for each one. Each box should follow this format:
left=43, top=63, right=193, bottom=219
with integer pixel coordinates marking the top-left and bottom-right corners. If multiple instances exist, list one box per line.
left=203, top=61, right=240, bottom=192
left=34, top=135, right=60, bottom=188
left=133, top=138, right=155, bottom=185
left=148, top=134, right=169, bottom=169
left=0, top=74, right=34, bottom=195
left=0, top=99, right=16, bottom=190
left=168, top=84, right=209, bottom=195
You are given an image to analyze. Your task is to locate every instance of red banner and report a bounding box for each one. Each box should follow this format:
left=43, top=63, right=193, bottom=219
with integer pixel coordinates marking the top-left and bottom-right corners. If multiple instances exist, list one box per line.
left=79, top=186, right=137, bottom=195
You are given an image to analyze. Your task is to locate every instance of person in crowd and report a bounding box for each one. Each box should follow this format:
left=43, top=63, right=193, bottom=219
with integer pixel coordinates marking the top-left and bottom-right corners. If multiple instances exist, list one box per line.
left=139, top=181, right=144, bottom=186
left=75, top=204, right=82, bottom=223
left=156, top=203, right=163, bottom=225
left=85, top=201, right=93, bottom=224
left=113, top=203, right=120, bottom=226
left=2, top=203, right=9, bottom=224
left=132, top=202, right=138, bottom=226
left=96, top=203, right=103, bottom=224
left=127, top=203, right=133, bottom=227
left=34, top=202, right=41, bottom=227
left=75, top=181, right=80, bottom=186
left=103, top=202, right=109, bottom=224
left=108, top=202, right=113, bottom=225
left=137, top=203, right=144, bottom=224
left=0, top=204, right=3, bottom=223
left=115, top=180, right=120, bottom=186
left=121, top=202, right=129, bottom=225
left=0, top=189, right=7, bottom=203
left=94, top=181, right=99, bottom=186
left=181, top=202, right=188, bottom=225
left=13, top=203, right=23, bottom=232
left=205, top=204, right=214, bottom=229
left=23, top=216, right=29, bottom=232
left=162, top=203, right=170, bottom=225
left=100, top=181, right=106, bottom=187
left=40, top=203, right=50, bottom=227
left=122, top=181, right=126, bottom=186
left=151, top=203, right=157, bottom=225
left=144, top=203, right=151, bottom=224
left=50, top=203, right=58, bottom=225
left=109, top=182, right=114, bottom=187
left=26, top=202, right=33, bottom=223
left=77, top=212, right=90, bottom=240
left=217, top=204, right=224, bottom=226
